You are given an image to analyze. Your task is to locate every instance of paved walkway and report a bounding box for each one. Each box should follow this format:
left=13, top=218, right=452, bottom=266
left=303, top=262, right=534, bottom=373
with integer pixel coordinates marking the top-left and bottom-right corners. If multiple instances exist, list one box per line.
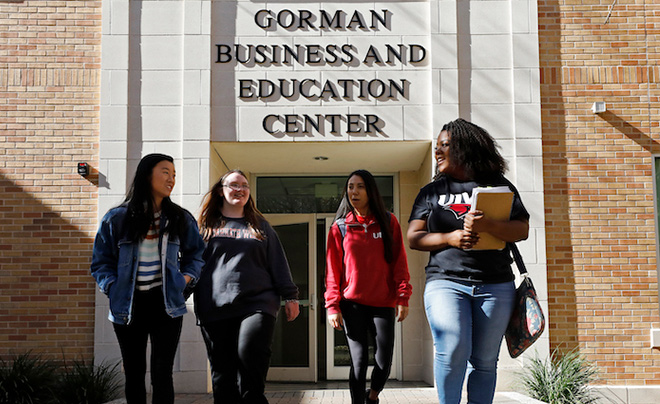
left=168, top=391, right=544, bottom=404
left=107, top=382, right=546, bottom=404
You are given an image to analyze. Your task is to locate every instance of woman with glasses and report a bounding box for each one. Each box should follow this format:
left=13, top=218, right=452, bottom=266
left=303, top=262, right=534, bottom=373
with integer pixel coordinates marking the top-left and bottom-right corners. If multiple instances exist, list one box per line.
left=408, top=118, right=529, bottom=404
left=325, top=169, right=412, bottom=404
left=194, top=169, right=300, bottom=404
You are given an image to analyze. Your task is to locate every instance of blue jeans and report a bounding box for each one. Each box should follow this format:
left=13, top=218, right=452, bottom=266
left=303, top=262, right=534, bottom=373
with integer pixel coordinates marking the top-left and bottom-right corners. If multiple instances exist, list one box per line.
left=424, top=279, right=515, bottom=404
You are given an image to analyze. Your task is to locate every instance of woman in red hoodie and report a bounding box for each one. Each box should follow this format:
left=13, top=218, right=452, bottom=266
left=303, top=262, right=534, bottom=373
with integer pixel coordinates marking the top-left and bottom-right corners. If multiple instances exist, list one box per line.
left=325, top=169, right=412, bottom=404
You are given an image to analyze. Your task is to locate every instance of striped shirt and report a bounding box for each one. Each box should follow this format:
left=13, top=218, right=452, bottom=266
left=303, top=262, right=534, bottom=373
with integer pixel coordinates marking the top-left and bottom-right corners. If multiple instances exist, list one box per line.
left=136, top=212, right=163, bottom=291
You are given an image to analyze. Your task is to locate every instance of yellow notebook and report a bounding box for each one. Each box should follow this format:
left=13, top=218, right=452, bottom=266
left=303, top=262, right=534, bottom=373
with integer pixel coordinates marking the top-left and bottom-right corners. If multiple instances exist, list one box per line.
left=469, top=186, right=513, bottom=251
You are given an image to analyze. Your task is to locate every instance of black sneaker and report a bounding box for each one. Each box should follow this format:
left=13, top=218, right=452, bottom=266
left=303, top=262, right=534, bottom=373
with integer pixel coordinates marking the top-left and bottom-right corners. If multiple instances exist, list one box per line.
left=365, top=389, right=379, bottom=404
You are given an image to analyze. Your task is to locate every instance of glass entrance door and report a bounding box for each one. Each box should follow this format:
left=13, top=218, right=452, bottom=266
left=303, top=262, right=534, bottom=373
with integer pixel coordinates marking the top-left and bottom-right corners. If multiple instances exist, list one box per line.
left=266, top=214, right=317, bottom=381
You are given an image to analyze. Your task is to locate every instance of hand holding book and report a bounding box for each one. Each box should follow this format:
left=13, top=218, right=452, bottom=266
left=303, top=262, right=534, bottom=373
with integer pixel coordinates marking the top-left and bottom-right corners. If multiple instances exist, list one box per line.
left=466, top=186, right=514, bottom=250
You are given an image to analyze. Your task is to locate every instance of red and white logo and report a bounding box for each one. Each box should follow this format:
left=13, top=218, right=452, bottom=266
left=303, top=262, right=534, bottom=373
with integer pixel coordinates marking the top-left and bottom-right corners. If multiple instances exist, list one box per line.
left=438, top=193, right=471, bottom=220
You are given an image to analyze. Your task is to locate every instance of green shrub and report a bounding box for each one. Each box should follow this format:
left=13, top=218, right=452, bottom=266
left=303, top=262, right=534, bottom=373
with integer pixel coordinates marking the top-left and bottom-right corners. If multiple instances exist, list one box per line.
left=0, top=352, right=122, bottom=404
left=515, top=347, right=600, bottom=404
left=0, top=352, right=59, bottom=404
left=57, top=359, right=122, bottom=404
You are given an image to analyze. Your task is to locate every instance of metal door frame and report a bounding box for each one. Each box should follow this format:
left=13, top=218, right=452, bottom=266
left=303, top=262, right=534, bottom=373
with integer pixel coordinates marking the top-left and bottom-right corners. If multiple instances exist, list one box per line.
left=266, top=214, right=317, bottom=382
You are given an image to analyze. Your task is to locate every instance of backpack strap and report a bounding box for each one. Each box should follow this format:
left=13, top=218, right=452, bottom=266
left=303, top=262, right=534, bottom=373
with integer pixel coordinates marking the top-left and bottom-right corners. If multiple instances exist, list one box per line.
left=335, top=212, right=390, bottom=240
left=335, top=218, right=347, bottom=239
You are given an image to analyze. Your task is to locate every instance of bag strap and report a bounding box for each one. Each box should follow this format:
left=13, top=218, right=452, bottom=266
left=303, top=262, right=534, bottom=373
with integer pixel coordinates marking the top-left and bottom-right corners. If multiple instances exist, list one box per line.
left=336, top=217, right=347, bottom=238
left=507, top=242, right=528, bottom=276
left=335, top=212, right=391, bottom=240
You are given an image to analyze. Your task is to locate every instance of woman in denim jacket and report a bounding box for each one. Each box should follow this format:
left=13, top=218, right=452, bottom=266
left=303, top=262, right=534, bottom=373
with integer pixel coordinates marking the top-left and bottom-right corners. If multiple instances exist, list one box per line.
left=91, top=153, right=205, bottom=404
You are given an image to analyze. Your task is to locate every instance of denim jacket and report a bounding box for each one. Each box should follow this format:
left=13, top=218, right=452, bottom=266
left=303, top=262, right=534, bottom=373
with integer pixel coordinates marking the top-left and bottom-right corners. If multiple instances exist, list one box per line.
left=91, top=205, right=205, bottom=325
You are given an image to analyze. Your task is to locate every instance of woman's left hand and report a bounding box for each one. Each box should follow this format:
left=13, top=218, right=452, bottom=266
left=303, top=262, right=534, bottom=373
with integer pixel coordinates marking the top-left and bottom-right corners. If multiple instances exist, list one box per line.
left=465, top=210, right=530, bottom=243
left=285, top=300, right=300, bottom=321
left=464, top=210, right=489, bottom=233
left=396, top=305, right=409, bottom=322
left=184, top=275, right=192, bottom=284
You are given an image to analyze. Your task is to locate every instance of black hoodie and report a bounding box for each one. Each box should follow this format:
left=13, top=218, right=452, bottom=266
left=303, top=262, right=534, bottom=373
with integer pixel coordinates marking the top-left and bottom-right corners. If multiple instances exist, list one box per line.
left=194, top=217, right=299, bottom=324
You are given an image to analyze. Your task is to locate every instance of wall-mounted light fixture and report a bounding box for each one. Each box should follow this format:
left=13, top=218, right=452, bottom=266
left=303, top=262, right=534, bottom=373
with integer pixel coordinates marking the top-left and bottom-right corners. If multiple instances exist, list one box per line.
left=591, top=102, right=607, bottom=114
left=77, top=162, right=90, bottom=177
left=651, top=328, right=660, bottom=348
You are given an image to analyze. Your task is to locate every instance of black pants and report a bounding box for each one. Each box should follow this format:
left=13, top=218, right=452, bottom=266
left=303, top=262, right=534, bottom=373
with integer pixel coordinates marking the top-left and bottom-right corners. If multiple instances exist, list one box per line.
left=340, top=300, right=396, bottom=404
left=112, top=288, right=183, bottom=404
left=200, top=313, right=276, bottom=404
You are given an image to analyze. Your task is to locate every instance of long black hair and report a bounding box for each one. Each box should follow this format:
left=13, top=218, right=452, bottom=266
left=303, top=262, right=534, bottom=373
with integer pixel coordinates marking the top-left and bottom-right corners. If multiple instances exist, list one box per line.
left=123, top=153, right=186, bottom=242
left=335, top=169, right=394, bottom=263
left=436, top=118, right=507, bottom=182
left=198, top=169, right=266, bottom=241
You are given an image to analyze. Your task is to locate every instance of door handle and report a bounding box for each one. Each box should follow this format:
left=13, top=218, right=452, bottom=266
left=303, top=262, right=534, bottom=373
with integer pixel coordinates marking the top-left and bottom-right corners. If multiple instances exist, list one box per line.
left=310, top=293, right=315, bottom=311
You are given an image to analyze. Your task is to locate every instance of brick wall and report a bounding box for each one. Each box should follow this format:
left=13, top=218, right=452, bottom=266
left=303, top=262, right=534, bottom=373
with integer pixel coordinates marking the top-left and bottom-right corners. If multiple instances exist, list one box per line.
left=539, top=0, right=660, bottom=383
left=0, top=0, right=101, bottom=360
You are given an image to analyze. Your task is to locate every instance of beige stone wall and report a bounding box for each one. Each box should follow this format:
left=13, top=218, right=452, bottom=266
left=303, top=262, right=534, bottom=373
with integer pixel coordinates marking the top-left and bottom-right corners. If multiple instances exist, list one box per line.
left=399, top=148, right=434, bottom=382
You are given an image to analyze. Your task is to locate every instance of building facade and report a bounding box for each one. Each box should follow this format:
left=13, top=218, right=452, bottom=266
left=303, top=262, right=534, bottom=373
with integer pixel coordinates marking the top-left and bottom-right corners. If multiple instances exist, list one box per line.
left=0, top=0, right=658, bottom=403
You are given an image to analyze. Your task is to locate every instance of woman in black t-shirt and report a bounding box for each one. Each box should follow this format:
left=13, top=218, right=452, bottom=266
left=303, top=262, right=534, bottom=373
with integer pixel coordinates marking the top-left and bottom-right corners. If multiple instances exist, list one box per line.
left=407, top=119, right=530, bottom=404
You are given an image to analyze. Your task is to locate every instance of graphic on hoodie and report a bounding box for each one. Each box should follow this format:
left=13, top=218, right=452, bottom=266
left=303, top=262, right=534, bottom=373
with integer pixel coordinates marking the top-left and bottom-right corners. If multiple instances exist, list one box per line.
left=209, top=227, right=258, bottom=240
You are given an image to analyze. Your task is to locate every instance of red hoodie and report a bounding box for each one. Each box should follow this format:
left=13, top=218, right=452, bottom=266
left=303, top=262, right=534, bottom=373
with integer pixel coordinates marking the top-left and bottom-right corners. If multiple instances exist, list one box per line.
left=324, top=211, right=412, bottom=315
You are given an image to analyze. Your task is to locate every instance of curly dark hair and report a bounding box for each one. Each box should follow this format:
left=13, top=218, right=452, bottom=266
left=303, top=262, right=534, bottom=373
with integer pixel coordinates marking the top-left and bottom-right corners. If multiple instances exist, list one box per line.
left=436, top=118, right=508, bottom=182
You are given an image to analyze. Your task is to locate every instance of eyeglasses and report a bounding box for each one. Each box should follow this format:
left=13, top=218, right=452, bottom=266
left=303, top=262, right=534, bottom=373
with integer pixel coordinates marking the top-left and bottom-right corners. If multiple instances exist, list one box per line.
left=223, top=183, right=250, bottom=191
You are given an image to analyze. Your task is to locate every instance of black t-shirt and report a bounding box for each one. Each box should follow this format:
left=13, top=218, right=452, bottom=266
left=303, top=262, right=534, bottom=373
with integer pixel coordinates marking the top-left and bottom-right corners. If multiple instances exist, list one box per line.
left=409, top=175, right=529, bottom=284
